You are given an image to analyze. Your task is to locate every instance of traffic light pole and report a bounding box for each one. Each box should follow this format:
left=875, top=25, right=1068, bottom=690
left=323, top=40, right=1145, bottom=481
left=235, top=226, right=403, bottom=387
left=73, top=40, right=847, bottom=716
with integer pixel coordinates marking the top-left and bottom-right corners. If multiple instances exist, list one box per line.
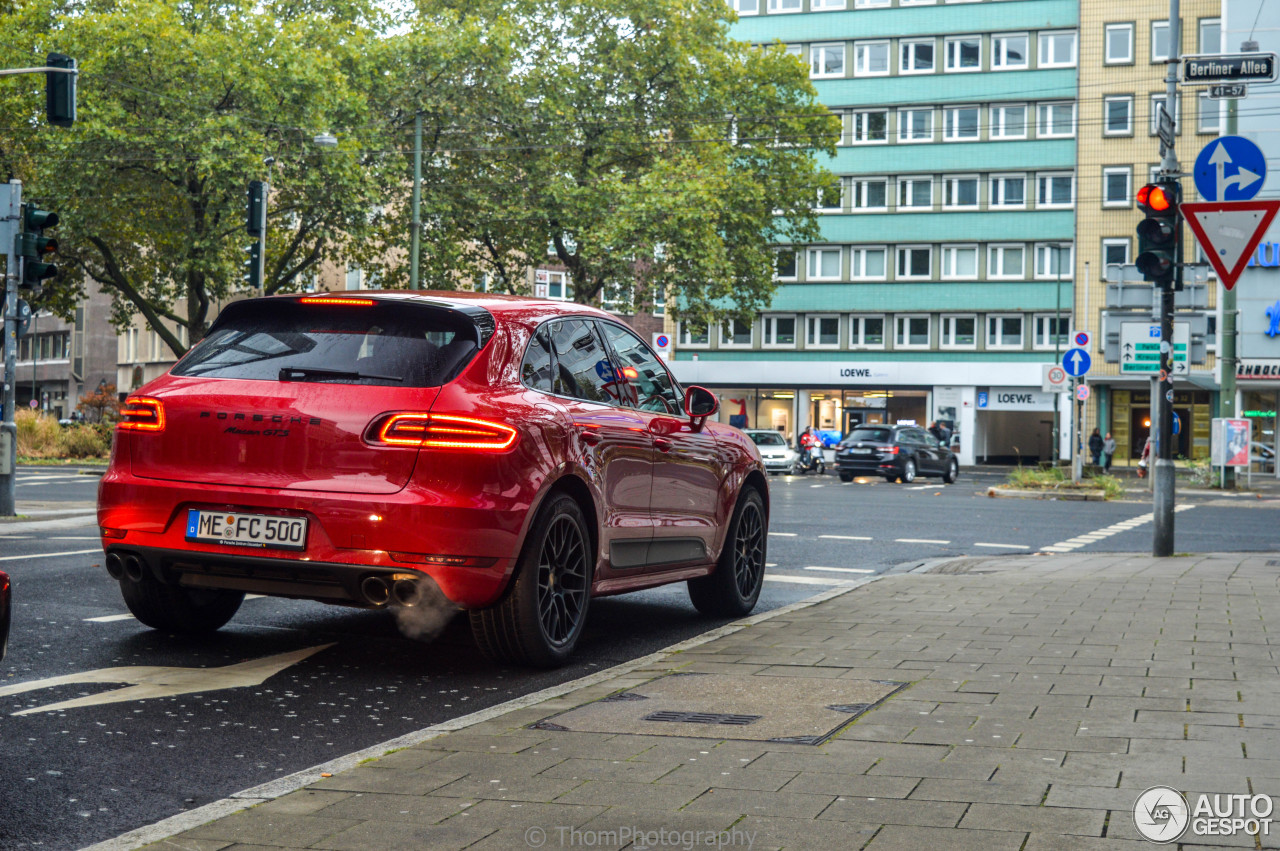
left=1, top=180, right=22, bottom=517
left=1151, top=0, right=1181, bottom=558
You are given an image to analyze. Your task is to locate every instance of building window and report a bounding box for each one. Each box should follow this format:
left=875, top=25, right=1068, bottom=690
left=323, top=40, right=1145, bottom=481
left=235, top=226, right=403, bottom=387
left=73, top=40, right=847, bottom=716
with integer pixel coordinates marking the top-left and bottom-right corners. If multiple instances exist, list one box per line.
left=1102, top=238, right=1130, bottom=275
left=851, top=247, right=888, bottom=280
left=1036, top=172, right=1074, bottom=207
left=990, top=104, right=1027, bottom=139
left=1035, top=243, right=1073, bottom=278
left=943, top=177, right=979, bottom=209
left=679, top=321, right=710, bottom=348
left=941, top=315, right=977, bottom=349
left=817, top=180, right=843, bottom=212
left=1150, top=94, right=1180, bottom=135
left=988, top=244, right=1025, bottom=278
left=852, top=178, right=888, bottom=211
left=851, top=315, right=886, bottom=348
left=1034, top=315, right=1069, bottom=349
left=1037, top=101, right=1075, bottom=138
left=943, top=105, right=980, bottom=141
left=901, top=39, right=936, bottom=74
left=1038, top=30, right=1077, bottom=67
left=720, top=319, right=753, bottom=348
left=990, top=174, right=1026, bottom=208
left=1199, top=18, right=1221, bottom=54
left=775, top=250, right=798, bottom=280
left=854, top=41, right=890, bottom=77
left=986, top=315, right=1024, bottom=349
left=898, top=177, right=933, bottom=209
left=345, top=265, right=362, bottom=290
left=812, top=0, right=847, bottom=8
left=896, top=247, right=932, bottom=280
left=895, top=315, right=931, bottom=348
left=1151, top=21, right=1170, bottom=61
left=807, top=246, right=842, bottom=280
left=1103, top=167, right=1132, bottom=207
left=854, top=0, right=889, bottom=7
left=898, top=107, right=933, bottom=143
left=539, top=270, right=572, bottom=300
left=783, top=45, right=802, bottom=60
left=941, top=245, right=978, bottom=279
left=1105, top=23, right=1134, bottom=63
left=945, top=36, right=981, bottom=72
left=1198, top=92, right=1222, bottom=134
left=851, top=110, right=888, bottom=144
left=807, top=315, right=841, bottom=348
left=1104, top=96, right=1133, bottom=135
left=768, top=0, right=801, bottom=12
left=810, top=43, right=845, bottom=79
left=729, top=0, right=758, bottom=14
left=763, top=315, right=797, bottom=348
left=991, top=33, right=1028, bottom=69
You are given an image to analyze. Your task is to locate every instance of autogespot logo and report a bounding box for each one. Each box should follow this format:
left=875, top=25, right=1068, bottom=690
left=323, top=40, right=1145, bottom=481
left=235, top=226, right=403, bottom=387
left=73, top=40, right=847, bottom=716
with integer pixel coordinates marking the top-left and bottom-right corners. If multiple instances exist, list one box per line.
left=1134, top=786, right=1190, bottom=843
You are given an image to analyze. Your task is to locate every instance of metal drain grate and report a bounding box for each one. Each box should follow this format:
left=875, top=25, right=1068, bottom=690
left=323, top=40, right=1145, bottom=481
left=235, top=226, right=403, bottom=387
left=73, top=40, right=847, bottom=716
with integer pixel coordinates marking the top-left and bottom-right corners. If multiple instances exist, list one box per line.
left=826, top=703, right=871, bottom=714
left=643, top=710, right=761, bottom=726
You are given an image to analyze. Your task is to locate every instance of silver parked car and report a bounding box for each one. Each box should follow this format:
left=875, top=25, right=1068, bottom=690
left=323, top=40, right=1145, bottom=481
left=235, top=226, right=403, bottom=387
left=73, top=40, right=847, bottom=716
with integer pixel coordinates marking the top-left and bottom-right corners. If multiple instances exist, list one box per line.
left=744, top=429, right=799, bottom=475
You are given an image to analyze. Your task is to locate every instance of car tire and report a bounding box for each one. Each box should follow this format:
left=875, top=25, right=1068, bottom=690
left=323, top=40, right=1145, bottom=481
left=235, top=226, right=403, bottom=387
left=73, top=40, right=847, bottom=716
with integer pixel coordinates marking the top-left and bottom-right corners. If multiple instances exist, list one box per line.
left=900, top=458, right=917, bottom=483
left=688, top=487, right=767, bottom=618
left=119, top=575, right=243, bottom=634
left=942, top=459, right=959, bottom=484
left=839, top=472, right=853, bottom=483
left=471, top=492, right=593, bottom=668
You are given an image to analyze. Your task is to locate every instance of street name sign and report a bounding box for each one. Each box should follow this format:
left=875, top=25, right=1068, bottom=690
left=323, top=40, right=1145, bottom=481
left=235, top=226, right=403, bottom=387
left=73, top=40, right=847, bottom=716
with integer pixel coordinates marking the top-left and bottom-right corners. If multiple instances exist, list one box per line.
left=1209, top=83, right=1248, bottom=99
left=1182, top=52, right=1278, bottom=85
left=1120, top=322, right=1190, bottom=374
left=1181, top=200, right=1280, bottom=289
left=1063, top=348, right=1091, bottom=377
left=1193, top=137, right=1265, bottom=202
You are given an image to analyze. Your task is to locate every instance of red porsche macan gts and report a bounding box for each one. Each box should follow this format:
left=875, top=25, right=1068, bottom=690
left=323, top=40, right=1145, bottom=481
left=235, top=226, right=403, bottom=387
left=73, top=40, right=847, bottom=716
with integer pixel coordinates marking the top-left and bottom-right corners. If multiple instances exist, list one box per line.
left=97, top=292, right=769, bottom=666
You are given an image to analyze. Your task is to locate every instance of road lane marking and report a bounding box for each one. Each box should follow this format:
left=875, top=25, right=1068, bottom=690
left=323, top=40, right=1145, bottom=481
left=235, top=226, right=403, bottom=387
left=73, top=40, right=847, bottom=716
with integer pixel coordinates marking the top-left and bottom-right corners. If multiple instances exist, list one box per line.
left=765, top=575, right=860, bottom=586
left=895, top=538, right=951, bottom=545
left=974, top=543, right=1031, bottom=549
left=819, top=534, right=873, bottom=541
left=804, top=566, right=875, bottom=574
left=1037, top=508, right=1195, bottom=552
left=84, top=614, right=135, bottom=623
left=768, top=532, right=797, bottom=537
left=0, top=547, right=99, bottom=562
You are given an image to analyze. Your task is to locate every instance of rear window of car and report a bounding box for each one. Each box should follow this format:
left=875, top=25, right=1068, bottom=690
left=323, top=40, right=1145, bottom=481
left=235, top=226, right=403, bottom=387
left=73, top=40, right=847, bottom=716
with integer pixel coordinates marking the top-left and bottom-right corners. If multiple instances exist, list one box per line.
left=748, top=432, right=787, bottom=446
left=849, top=427, right=893, bottom=443
left=172, top=300, right=481, bottom=387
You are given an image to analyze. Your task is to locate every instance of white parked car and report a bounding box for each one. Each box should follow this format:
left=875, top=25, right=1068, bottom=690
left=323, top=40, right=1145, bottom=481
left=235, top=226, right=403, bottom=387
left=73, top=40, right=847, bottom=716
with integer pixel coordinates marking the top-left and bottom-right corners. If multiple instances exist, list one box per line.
left=744, top=429, right=799, bottom=474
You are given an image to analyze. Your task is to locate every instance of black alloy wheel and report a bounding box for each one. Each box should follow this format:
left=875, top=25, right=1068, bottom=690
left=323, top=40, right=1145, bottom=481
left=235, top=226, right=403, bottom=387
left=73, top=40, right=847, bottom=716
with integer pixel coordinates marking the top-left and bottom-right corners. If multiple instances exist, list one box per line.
left=688, top=488, right=767, bottom=617
left=536, top=514, right=590, bottom=647
left=943, top=459, right=959, bottom=484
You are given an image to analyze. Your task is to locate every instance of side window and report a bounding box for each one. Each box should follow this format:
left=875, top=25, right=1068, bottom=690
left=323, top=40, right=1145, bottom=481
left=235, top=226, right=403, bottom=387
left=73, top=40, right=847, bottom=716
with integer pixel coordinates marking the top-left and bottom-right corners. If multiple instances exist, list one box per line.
left=521, top=325, right=554, bottom=392
left=549, top=319, right=619, bottom=405
left=597, top=322, right=682, bottom=414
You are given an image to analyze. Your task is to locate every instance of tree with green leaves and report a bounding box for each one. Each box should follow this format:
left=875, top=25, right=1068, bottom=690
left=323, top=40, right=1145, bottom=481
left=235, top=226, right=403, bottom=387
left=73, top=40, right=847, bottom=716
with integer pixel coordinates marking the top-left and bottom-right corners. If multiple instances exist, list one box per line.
left=0, top=0, right=492, bottom=355
left=378, top=0, right=839, bottom=323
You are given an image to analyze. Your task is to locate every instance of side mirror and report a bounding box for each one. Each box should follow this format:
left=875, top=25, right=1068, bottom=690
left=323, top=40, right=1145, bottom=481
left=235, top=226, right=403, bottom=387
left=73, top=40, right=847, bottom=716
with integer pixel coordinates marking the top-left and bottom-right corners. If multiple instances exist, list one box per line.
left=683, top=385, right=719, bottom=419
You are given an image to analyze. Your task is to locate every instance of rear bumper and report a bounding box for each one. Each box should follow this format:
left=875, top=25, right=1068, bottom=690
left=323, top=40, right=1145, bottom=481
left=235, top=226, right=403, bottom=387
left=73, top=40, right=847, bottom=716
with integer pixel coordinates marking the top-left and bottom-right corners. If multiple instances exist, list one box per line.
left=97, top=470, right=527, bottom=609
left=836, top=455, right=902, bottom=476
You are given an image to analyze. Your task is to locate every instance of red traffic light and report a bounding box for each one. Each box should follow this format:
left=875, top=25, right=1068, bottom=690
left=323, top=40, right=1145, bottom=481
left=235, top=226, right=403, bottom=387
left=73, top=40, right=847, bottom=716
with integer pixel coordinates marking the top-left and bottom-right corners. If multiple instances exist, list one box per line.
left=1137, top=183, right=1175, bottom=214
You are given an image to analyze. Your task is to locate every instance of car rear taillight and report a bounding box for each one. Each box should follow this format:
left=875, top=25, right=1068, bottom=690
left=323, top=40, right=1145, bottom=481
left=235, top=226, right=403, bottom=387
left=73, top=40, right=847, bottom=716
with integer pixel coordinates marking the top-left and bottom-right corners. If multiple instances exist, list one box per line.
left=370, top=413, right=517, bottom=451
left=298, top=296, right=375, bottom=307
left=887, top=445, right=899, bottom=455
left=118, top=397, right=165, bottom=432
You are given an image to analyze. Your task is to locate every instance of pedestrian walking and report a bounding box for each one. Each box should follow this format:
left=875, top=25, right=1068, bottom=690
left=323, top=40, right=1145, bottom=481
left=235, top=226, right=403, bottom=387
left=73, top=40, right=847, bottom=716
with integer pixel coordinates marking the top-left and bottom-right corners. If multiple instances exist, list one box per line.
left=1088, top=428, right=1103, bottom=466
left=1138, top=435, right=1151, bottom=478
left=1102, top=432, right=1116, bottom=471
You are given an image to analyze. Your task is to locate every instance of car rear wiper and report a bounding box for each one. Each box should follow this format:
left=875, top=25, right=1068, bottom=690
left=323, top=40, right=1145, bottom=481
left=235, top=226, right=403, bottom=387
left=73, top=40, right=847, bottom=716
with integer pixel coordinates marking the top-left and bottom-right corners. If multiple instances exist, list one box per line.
left=278, top=367, right=403, bottom=383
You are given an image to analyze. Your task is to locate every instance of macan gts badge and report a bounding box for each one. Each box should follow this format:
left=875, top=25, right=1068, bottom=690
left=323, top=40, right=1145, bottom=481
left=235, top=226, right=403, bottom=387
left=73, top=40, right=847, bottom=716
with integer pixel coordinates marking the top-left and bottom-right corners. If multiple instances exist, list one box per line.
left=98, top=292, right=770, bottom=667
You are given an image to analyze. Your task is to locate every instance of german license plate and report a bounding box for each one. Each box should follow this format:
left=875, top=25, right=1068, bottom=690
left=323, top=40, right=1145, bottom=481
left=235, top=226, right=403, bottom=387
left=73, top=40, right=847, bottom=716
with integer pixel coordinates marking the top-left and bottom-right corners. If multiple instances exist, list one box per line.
left=854, top=448, right=874, bottom=455
left=185, top=510, right=307, bottom=551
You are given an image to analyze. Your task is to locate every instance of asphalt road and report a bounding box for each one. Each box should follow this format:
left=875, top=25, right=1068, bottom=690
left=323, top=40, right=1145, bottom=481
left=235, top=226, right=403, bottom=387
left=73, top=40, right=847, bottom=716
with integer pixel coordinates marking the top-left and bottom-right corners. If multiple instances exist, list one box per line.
left=0, top=465, right=1276, bottom=849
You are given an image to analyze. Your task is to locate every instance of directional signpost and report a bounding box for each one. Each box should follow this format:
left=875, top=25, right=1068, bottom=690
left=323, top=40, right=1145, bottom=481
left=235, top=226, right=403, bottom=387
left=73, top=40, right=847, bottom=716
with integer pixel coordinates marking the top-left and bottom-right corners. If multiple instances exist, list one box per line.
left=1062, top=348, right=1091, bottom=378
left=1120, top=321, right=1190, bottom=374
left=1183, top=136, right=1280, bottom=290
left=1193, top=136, right=1265, bottom=202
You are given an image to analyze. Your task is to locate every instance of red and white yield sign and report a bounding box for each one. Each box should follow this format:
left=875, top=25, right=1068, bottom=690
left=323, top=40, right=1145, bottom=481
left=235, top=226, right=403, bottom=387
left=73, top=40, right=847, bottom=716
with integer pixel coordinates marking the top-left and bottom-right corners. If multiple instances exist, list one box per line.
left=1181, top=199, right=1280, bottom=289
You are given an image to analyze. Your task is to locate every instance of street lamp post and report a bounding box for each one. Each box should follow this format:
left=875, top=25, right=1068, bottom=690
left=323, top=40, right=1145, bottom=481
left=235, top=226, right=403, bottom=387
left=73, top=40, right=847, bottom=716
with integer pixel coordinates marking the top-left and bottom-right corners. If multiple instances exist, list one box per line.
left=410, top=113, right=422, bottom=290
left=1053, top=245, right=1067, bottom=465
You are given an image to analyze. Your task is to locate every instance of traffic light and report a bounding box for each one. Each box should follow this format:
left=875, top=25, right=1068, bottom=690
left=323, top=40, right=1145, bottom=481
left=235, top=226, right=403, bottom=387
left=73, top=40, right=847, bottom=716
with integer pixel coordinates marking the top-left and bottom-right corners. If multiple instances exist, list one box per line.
left=244, top=241, right=263, bottom=290
left=15, top=203, right=59, bottom=291
left=1135, top=180, right=1179, bottom=288
left=45, top=53, right=76, bottom=128
left=246, top=180, right=267, bottom=237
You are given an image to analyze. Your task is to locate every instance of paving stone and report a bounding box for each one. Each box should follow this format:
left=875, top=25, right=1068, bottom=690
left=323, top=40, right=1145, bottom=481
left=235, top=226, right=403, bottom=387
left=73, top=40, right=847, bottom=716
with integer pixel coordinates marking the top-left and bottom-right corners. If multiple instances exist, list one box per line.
left=429, top=773, right=583, bottom=802
left=958, top=802, right=1107, bottom=835
left=910, top=778, right=1046, bottom=805
left=683, top=787, right=835, bottom=818
left=538, top=757, right=676, bottom=784
left=310, top=793, right=478, bottom=824
left=734, top=815, right=880, bottom=851
left=862, top=824, right=1025, bottom=851
left=252, top=790, right=353, bottom=817
left=182, top=812, right=360, bottom=847
left=818, top=796, right=966, bottom=827
left=310, top=817, right=497, bottom=850
left=553, top=781, right=704, bottom=809
left=782, top=772, right=919, bottom=798
left=308, top=765, right=467, bottom=795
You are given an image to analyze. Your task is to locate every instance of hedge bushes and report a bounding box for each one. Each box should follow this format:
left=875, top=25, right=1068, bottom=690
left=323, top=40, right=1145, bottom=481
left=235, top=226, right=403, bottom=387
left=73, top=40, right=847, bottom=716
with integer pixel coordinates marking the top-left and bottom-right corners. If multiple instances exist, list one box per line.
left=14, top=410, right=111, bottom=459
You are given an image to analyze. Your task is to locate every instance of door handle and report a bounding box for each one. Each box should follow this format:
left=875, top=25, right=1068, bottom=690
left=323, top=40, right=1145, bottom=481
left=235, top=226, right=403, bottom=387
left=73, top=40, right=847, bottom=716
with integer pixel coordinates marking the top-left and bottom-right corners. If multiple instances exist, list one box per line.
left=654, top=437, right=674, bottom=451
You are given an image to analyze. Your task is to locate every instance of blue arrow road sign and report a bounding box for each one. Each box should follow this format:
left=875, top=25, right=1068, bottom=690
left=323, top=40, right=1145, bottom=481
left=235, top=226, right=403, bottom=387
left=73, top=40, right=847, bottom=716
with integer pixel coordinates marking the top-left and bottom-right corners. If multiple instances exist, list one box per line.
left=1063, top=348, right=1092, bottom=377
left=1194, top=136, right=1266, bottom=201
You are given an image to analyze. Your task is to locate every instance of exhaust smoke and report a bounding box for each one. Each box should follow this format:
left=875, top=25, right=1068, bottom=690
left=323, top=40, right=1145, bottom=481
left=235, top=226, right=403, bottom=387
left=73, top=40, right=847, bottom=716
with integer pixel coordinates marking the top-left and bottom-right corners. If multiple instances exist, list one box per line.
left=390, top=576, right=460, bottom=641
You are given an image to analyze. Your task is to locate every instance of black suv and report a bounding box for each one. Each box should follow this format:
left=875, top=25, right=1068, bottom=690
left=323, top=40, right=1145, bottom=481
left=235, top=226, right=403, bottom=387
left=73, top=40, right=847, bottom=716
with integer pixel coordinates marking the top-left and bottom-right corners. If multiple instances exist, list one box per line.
left=836, top=424, right=959, bottom=484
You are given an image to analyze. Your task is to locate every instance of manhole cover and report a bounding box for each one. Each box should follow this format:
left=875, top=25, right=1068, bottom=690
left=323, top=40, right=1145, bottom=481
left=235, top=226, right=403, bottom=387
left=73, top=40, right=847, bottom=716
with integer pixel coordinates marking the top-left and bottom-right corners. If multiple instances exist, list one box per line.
left=530, top=673, right=905, bottom=744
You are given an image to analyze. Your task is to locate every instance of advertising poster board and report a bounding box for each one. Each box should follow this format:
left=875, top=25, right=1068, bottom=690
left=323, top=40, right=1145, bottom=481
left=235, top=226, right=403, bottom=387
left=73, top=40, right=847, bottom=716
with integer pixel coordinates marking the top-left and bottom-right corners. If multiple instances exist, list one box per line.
left=1212, top=418, right=1251, bottom=467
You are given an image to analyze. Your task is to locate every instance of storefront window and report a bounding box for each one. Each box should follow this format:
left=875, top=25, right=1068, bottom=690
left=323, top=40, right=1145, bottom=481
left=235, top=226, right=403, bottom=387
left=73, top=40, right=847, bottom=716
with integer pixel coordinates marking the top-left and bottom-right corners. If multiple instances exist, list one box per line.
left=1243, top=390, right=1277, bottom=474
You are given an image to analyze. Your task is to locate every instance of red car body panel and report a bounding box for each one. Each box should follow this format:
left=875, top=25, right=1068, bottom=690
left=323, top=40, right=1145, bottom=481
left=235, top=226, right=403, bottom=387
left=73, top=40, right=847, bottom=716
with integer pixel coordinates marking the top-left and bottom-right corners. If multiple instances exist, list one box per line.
left=97, top=292, right=766, bottom=611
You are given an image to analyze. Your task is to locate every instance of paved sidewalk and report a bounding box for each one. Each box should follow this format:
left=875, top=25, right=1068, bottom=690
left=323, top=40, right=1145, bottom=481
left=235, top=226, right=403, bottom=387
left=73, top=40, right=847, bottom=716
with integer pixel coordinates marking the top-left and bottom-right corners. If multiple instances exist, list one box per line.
left=128, top=552, right=1280, bottom=850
